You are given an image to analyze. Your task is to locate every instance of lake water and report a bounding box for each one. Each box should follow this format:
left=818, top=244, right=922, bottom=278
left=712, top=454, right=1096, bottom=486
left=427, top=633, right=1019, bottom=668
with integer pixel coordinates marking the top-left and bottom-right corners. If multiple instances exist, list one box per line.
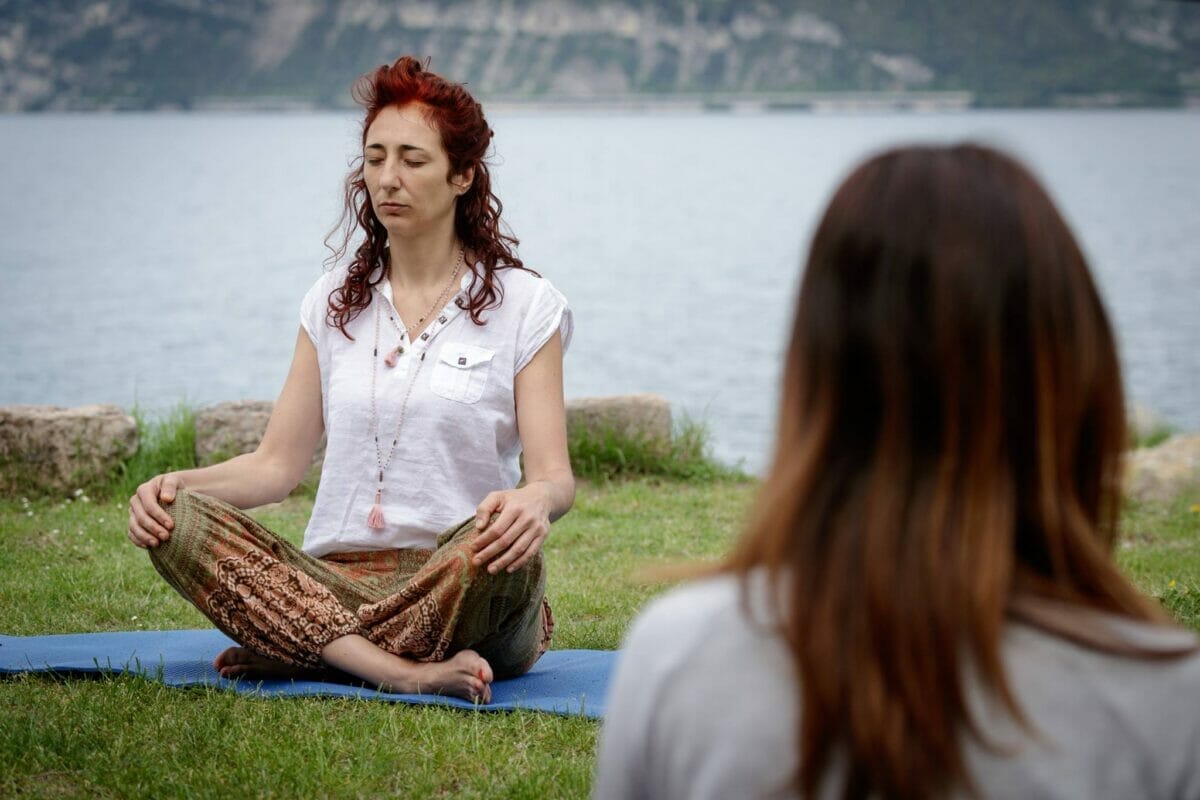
left=1, top=110, right=1198, bottom=471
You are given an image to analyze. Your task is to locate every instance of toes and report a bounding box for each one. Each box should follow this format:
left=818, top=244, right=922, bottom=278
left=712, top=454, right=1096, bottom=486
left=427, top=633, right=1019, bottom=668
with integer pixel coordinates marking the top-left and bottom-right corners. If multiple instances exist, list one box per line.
left=213, top=647, right=239, bottom=669
left=453, top=649, right=494, bottom=684
left=215, top=647, right=251, bottom=669
left=469, top=658, right=494, bottom=685
left=465, top=677, right=491, bottom=704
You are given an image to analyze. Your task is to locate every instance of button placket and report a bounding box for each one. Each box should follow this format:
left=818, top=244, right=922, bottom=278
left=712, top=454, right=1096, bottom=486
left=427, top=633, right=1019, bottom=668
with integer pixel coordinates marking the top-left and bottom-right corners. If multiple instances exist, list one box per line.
left=411, top=297, right=463, bottom=356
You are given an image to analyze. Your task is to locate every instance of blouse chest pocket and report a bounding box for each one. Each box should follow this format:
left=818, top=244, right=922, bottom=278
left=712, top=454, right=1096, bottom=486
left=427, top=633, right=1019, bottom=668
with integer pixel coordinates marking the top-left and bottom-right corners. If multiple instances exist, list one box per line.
left=429, top=342, right=495, bottom=404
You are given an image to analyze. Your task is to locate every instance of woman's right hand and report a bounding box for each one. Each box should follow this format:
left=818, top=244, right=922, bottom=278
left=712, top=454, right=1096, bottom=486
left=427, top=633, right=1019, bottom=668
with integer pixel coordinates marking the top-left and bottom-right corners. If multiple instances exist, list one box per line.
left=127, top=472, right=184, bottom=549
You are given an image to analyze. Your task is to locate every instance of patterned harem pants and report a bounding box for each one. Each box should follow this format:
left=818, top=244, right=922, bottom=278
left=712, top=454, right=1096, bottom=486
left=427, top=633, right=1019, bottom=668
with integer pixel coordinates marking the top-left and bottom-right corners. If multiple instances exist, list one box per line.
left=147, top=490, right=554, bottom=679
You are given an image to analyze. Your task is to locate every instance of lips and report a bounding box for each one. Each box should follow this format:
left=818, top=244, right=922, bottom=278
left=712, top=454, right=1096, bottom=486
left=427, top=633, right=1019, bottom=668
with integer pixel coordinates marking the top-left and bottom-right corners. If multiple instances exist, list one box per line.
left=378, top=202, right=407, bottom=213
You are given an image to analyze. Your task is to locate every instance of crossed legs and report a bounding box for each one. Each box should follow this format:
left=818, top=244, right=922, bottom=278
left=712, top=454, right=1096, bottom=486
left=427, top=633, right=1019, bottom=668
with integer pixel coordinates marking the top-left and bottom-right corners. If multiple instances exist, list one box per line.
left=148, top=490, right=551, bottom=702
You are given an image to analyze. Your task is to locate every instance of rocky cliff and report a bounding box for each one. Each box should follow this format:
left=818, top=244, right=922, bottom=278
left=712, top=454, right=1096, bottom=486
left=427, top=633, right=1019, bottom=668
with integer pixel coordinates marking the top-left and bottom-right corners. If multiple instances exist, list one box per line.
left=2, top=0, right=1198, bottom=110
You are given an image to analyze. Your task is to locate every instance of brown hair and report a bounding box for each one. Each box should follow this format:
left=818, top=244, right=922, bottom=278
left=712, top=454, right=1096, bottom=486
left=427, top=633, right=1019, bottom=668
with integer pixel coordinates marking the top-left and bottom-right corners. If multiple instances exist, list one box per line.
left=324, top=56, right=532, bottom=337
left=725, top=144, right=1178, bottom=799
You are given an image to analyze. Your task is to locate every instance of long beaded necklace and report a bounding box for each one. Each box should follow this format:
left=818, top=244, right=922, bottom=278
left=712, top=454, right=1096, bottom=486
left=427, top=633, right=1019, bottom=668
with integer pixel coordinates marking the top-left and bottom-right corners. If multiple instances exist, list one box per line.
left=383, top=248, right=464, bottom=367
left=366, top=247, right=464, bottom=530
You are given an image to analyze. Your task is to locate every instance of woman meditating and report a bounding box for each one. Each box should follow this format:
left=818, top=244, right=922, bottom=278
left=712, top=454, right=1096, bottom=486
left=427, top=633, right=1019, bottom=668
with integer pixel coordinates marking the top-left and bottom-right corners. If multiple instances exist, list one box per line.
left=126, top=57, right=573, bottom=704
left=595, top=145, right=1200, bottom=798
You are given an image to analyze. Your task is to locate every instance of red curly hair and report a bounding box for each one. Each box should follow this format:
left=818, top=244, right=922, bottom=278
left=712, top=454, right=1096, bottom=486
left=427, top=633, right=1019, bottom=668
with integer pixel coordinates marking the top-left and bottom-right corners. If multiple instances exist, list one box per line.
left=324, top=56, right=532, bottom=337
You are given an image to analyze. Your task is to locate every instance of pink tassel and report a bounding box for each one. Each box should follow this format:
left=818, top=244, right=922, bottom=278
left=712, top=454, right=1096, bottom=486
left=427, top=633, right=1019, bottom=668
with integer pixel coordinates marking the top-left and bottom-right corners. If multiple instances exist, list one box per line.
left=367, top=490, right=385, bottom=529
left=384, top=348, right=400, bottom=368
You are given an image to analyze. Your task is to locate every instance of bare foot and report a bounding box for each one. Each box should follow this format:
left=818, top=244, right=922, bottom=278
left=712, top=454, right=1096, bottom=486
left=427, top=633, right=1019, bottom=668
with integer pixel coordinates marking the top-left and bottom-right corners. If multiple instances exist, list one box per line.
left=213, top=646, right=309, bottom=680
left=400, top=649, right=494, bottom=703
left=319, top=635, right=495, bottom=703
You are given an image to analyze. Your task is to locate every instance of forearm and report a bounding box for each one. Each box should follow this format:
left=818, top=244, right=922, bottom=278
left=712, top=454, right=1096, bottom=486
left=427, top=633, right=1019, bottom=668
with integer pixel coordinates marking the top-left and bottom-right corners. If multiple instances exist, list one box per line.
left=170, top=450, right=300, bottom=509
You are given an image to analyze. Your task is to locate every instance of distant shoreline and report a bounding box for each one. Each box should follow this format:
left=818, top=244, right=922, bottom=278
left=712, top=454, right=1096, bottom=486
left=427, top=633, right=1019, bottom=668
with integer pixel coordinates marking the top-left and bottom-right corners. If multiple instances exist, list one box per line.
left=10, top=91, right=1200, bottom=115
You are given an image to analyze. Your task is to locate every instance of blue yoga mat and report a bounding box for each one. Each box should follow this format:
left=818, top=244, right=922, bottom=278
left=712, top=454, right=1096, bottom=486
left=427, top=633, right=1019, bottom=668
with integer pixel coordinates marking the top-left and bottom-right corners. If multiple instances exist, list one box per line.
left=0, top=629, right=613, bottom=718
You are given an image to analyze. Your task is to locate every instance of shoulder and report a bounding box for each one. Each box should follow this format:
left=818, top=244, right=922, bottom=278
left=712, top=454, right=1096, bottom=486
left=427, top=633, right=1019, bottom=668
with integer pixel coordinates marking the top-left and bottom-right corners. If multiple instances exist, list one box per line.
left=1005, top=609, right=1200, bottom=710
left=488, top=265, right=564, bottom=306
left=309, top=264, right=351, bottom=296
left=620, top=575, right=745, bottom=675
left=299, top=266, right=354, bottom=342
left=301, top=264, right=351, bottom=309
left=975, top=618, right=1200, bottom=797
left=599, top=573, right=798, bottom=800
left=473, top=266, right=572, bottom=358
left=1011, top=614, right=1200, bottom=758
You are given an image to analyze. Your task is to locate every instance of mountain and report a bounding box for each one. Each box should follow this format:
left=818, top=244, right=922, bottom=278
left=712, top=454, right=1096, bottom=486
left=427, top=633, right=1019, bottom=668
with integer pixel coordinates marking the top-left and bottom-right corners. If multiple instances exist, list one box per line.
left=2, top=0, right=1198, bottom=111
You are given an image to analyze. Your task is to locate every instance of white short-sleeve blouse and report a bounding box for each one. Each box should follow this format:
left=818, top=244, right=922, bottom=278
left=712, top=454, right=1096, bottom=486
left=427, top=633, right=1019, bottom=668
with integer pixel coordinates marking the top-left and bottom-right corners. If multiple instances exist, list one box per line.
left=298, top=264, right=572, bottom=557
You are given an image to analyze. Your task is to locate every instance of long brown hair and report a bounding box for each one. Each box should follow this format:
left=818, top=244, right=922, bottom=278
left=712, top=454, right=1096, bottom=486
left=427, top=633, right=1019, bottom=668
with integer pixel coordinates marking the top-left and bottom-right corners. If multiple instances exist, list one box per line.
left=324, top=56, right=531, bottom=337
left=725, top=144, right=1176, bottom=799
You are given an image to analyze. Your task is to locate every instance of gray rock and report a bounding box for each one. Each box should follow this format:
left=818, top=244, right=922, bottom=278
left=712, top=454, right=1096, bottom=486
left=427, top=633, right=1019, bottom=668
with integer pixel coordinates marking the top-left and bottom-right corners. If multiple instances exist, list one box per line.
left=566, top=394, right=672, bottom=445
left=193, top=400, right=273, bottom=465
left=1125, top=433, right=1200, bottom=504
left=195, top=395, right=671, bottom=477
left=1128, top=402, right=1171, bottom=445
left=0, top=404, right=137, bottom=494
left=193, top=400, right=325, bottom=469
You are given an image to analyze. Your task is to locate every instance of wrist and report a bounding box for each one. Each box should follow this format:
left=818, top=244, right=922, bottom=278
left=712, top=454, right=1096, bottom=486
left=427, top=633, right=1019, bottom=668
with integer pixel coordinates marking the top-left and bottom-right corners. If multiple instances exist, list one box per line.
left=524, top=480, right=555, bottom=512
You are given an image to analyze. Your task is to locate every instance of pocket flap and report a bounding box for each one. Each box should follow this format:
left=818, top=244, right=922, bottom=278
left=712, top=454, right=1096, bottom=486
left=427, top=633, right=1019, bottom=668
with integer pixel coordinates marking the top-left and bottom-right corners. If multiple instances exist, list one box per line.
left=437, top=343, right=495, bottom=369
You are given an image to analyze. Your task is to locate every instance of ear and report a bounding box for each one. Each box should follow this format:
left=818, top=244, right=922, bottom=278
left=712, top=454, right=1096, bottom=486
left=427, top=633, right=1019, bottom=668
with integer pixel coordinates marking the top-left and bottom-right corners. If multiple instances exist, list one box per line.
left=450, top=165, right=475, bottom=195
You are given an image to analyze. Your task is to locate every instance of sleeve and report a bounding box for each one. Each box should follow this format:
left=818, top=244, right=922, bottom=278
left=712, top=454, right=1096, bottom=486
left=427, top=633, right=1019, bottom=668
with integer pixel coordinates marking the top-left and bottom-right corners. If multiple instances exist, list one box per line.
left=514, top=278, right=573, bottom=374
left=299, top=271, right=332, bottom=348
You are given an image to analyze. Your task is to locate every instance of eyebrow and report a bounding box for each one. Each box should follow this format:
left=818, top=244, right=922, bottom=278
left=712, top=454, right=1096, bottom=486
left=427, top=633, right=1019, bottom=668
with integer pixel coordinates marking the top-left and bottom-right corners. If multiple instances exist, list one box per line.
left=364, top=143, right=430, bottom=155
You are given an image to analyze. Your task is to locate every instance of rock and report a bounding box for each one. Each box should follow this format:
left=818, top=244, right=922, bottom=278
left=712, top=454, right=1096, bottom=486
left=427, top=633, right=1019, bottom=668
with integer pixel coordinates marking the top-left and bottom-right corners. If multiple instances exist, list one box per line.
left=1128, top=403, right=1171, bottom=445
left=0, top=404, right=137, bottom=494
left=1125, top=434, right=1200, bottom=504
left=566, top=394, right=672, bottom=445
left=193, top=400, right=325, bottom=469
left=193, top=400, right=273, bottom=465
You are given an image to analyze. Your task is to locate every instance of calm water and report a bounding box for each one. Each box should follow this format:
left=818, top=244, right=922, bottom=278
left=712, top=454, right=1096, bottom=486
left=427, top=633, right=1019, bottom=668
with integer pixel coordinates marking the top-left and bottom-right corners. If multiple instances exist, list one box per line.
left=1, top=110, right=1198, bottom=470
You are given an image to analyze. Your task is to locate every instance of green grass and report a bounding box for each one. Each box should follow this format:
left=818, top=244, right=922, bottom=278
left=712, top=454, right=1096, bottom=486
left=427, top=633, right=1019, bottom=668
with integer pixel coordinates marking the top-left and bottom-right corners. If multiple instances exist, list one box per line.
left=0, top=479, right=753, bottom=799
left=8, top=403, right=735, bottom=502
left=1, top=408, right=1197, bottom=797
left=567, top=417, right=744, bottom=482
left=74, top=405, right=200, bottom=505
left=1116, top=494, right=1200, bottom=630
left=1130, top=422, right=1176, bottom=450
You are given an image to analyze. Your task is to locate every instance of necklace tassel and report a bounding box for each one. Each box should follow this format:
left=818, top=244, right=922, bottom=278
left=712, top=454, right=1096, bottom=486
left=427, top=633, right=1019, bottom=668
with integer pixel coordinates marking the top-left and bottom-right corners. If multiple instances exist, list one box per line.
left=384, top=348, right=400, bottom=368
left=367, top=490, right=385, bottom=529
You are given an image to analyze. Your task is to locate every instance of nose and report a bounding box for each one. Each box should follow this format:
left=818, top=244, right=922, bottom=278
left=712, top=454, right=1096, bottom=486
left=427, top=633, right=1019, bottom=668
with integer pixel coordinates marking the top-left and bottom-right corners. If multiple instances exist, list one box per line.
left=379, top=159, right=402, bottom=191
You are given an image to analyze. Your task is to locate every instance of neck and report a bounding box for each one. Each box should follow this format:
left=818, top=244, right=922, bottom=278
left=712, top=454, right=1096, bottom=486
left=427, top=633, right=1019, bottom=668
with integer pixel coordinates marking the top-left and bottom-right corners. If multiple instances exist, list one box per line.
left=387, top=229, right=459, bottom=289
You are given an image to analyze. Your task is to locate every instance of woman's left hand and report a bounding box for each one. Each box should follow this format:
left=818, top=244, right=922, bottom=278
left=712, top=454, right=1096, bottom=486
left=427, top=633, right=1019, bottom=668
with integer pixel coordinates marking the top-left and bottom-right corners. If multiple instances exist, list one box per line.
left=471, top=483, right=553, bottom=574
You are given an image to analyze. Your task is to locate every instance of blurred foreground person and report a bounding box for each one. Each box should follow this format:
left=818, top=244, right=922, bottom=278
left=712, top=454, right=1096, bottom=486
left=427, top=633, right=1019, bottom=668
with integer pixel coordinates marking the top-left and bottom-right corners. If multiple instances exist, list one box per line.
left=595, top=144, right=1200, bottom=799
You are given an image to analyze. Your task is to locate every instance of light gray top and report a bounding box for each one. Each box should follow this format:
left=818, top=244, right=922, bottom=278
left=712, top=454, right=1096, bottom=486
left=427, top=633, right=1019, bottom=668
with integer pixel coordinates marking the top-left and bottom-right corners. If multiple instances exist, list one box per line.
left=594, top=574, right=1200, bottom=800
